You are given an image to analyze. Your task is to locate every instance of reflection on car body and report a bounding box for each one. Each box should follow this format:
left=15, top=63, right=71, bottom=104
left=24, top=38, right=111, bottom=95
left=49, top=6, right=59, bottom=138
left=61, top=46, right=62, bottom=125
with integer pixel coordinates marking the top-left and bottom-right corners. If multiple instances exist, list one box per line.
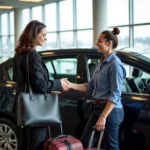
left=0, top=48, right=150, bottom=150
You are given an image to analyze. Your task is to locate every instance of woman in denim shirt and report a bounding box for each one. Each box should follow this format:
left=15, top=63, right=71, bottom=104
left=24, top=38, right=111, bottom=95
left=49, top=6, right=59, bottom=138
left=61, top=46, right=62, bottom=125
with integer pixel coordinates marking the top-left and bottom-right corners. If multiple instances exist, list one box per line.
left=68, top=27, right=126, bottom=150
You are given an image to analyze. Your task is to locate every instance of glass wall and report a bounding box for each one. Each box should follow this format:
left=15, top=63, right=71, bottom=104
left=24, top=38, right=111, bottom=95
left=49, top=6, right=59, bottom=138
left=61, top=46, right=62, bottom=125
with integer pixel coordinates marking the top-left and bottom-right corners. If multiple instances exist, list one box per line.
left=38, top=0, right=93, bottom=50
left=0, top=0, right=150, bottom=60
left=0, top=0, right=93, bottom=61
left=0, top=12, right=14, bottom=61
left=107, top=0, right=150, bottom=49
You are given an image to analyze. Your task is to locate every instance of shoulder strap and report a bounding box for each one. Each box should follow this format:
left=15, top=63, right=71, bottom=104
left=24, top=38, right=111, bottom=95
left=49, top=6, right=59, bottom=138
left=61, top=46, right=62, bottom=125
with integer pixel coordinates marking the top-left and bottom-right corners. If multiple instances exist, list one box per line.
left=24, top=52, right=33, bottom=94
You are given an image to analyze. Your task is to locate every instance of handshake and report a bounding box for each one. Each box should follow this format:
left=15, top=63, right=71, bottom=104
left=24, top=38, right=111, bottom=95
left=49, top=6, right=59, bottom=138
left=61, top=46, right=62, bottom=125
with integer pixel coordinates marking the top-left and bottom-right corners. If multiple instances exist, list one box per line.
left=60, top=78, right=72, bottom=91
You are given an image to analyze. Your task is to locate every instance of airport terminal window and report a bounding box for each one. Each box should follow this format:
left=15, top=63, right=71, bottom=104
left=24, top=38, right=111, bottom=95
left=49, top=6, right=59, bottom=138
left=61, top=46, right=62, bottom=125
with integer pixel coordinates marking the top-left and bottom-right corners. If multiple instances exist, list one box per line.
left=76, top=0, right=93, bottom=29
left=0, top=12, right=14, bottom=60
left=10, top=36, right=15, bottom=55
left=134, top=25, right=150, bottom=49
left=22, top=9, right=30, bottom=29
left=59, top=0, right=73, bottom=31
left=108, top=27, right=130, bottom=49
left=117, top=27, right=129, bottom=49
left=134, top=0, right=150, bottom=24
left=45, top=33, right=57, bottom=49
left=44, top=3, right=57, bottom=32
left=32, top=6, right=42, bottom=22
left=60, top=32, right=74, bottom=48
left=1, top=13, right=8, bottom=36
left=10, top=12, right=14, bottom=35
left=77, top=30, right=93, bottom=48
left=2, top=37, right=9, bottom=57
left=107, top=0, right=150, bottom=49
left=107, top=0, right=129, bottom=26
left=20, top=0, right=93, bottom=51
left=1, top=14, right=9, bottom=58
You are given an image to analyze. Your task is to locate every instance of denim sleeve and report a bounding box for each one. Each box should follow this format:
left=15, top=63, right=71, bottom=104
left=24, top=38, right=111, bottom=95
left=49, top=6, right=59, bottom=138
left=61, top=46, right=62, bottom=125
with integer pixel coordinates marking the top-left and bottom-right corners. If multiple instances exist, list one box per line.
left=84, top=80, right=93, bottom=92
left=108, top=62, right=125, bottom=104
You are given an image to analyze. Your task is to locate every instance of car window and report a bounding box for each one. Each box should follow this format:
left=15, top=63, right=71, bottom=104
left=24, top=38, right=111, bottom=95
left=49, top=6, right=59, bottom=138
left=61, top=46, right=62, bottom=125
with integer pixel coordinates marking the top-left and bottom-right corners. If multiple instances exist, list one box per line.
left=122, top=64, right=150, bottom=94
left=87, top=58, right=150, bottom=94
left=7, top=58, right=77, bottom=82
left=53, top=58, right=77, bottom=74
left=44, top=60, right=54, bottom=74
left=45, top=58, right=77, bottom=75
left=87, top=59, right=99, bottom=78
left=8, top=67, right=13, bottom=81
left=44, top=58, right=77, bottom=83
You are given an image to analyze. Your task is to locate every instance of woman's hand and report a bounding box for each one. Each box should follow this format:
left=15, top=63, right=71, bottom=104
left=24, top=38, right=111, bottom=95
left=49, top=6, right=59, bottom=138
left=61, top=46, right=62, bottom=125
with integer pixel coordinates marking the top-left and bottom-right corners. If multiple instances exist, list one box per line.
left=60, top=78, right=70, bottom=91
left=96, top=116, right=106, bottom=131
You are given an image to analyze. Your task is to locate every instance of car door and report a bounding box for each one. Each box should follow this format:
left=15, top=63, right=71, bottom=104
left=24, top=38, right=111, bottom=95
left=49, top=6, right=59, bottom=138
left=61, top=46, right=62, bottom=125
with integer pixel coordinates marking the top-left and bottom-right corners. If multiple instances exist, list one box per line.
left=118, top=58, right=150, bottom=150
left=84, top=53, right=150, bottom=149
left=42, top=54, right=87, bottom=137
left=0, top=60, right=16, bottom=112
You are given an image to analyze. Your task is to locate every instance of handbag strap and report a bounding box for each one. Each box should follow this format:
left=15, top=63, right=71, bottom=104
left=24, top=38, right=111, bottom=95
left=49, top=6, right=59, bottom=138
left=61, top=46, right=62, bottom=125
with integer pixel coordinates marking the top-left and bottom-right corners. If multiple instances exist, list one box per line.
left=24, top=52, right=30, bottom=92
left=25, top=52, right=33, bottom=95
left=25, top=52, right=38, bottom=101
left=25, top=52, right=50, bottom=101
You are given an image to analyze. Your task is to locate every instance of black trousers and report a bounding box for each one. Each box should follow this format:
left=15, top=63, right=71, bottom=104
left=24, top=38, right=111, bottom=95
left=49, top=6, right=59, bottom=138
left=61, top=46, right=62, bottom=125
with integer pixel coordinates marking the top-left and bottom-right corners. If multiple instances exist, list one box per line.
left=27, top=126, right=46, bottom=150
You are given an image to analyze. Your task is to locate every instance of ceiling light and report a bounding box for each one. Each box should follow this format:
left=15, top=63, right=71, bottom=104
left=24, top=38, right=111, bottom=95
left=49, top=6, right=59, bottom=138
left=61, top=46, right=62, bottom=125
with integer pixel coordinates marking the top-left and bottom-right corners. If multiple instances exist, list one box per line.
left=19, top=0, right=43, bottom=2
left=0, top=6, right=13, bottom=9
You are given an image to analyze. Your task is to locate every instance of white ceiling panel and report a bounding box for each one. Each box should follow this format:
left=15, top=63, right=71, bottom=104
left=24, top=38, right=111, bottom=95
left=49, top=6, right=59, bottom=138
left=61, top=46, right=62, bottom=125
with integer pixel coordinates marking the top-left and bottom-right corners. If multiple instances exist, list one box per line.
left=0, top=0, right=62, bottom=14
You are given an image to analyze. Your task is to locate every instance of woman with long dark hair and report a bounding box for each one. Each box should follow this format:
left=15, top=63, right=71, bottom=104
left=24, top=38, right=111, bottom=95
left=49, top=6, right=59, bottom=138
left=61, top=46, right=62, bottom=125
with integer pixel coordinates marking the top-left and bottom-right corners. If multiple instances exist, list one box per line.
left=13, top=20, right=69, bottom=150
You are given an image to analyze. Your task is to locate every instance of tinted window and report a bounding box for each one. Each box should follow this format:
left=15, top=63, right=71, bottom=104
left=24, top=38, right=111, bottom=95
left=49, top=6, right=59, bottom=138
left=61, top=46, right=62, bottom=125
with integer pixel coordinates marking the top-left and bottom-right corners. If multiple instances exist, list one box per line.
left=53, top=58, right=77, bottom=74
left=44, top=58, right=77, bottom=83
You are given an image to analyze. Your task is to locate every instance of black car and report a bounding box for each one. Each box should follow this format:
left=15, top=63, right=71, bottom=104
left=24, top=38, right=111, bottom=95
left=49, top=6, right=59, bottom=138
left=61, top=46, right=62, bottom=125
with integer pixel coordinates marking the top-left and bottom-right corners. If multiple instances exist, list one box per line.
left=0, top=48, right=150, bottom=150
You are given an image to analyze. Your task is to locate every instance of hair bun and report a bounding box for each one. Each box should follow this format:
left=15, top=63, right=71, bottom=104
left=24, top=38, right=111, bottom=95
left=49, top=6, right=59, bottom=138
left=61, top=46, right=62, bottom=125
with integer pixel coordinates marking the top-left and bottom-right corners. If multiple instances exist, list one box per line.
left=112, top=27, right=120, bottom=35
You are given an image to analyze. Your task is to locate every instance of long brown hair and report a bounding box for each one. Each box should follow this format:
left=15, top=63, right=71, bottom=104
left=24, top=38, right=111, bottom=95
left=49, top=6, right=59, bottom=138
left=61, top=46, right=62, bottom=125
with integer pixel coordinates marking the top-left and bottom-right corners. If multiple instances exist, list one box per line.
left=15, top=20, right=46, bottom=53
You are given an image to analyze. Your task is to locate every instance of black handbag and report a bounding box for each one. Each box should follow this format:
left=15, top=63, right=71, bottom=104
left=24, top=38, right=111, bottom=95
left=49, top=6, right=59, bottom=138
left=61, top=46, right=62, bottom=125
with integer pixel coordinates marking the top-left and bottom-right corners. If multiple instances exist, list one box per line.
left=17, top=52, right=62, bottom=127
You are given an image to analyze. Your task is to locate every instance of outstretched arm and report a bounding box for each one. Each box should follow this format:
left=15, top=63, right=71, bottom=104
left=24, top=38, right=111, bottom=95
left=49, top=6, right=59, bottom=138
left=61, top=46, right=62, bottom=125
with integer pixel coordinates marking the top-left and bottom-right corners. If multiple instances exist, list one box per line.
left=68, top=81, right=87, bottom=92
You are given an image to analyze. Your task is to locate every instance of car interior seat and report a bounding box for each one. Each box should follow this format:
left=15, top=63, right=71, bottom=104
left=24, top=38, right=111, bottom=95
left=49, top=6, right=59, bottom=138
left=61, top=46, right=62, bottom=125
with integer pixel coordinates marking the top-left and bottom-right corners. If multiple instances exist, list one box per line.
left=122, top=79, right=132, bottom=92
left=88, top=63, right=96, bottom=77
left=129, top=68, right=145, bottom=93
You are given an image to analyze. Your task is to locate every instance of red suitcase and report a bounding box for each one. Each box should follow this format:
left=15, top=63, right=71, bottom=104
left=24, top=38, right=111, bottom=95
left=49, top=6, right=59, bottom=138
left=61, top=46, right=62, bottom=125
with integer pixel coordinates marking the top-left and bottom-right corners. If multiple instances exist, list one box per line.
left=43, top=124, right=84, bottom=150
left=85, top=126, right=104, bottom=150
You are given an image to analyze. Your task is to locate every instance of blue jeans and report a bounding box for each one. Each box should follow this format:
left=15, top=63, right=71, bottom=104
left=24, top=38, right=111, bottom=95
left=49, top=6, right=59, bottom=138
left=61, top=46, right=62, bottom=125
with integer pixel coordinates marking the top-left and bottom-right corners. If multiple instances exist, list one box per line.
left=81, top=104, right=124, bottom=150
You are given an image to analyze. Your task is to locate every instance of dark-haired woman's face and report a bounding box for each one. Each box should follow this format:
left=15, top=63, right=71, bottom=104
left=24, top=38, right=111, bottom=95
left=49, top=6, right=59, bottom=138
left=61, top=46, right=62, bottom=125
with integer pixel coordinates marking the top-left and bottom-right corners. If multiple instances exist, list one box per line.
left=96, top=34, right=110, bottom=53
left=35, top=28, right=47, bottom=47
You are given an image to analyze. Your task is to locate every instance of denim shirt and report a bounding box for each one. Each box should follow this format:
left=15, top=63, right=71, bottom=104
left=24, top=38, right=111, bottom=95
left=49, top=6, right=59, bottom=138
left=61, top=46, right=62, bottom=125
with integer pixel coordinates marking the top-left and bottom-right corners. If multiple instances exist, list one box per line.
left=85, top=52, right=126, bottom=108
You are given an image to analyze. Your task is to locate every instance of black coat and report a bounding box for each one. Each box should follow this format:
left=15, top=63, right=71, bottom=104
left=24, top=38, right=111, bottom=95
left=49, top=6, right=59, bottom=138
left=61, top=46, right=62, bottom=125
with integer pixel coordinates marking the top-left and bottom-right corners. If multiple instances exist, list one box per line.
left=13, top=50, right=61, bottom=93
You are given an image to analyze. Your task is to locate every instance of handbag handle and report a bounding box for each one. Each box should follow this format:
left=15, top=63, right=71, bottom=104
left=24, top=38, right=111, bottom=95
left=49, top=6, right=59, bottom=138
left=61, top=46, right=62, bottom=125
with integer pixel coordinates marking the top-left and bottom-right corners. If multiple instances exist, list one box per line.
left=25, top=52, right=49, bottom=101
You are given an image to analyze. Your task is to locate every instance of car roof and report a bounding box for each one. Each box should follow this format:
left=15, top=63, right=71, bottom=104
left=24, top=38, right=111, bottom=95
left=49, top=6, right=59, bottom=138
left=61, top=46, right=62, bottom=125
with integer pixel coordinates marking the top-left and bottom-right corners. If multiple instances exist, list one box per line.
left=39, top=48, right=98, bottom=56
left=118, top=47, right=150, bottom=56
left=0, top=47, right=149, bottom=64
left=39, top=47, right=145, bottom=55
left=39, top=47, right=150, bottom=58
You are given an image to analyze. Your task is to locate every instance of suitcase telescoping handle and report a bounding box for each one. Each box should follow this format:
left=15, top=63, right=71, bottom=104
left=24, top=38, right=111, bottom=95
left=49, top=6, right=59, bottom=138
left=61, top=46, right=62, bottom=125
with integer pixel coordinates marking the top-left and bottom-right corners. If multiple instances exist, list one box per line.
left=87, top=126, right=104, bottom=150
left=47, top=123, right=63, bottom=138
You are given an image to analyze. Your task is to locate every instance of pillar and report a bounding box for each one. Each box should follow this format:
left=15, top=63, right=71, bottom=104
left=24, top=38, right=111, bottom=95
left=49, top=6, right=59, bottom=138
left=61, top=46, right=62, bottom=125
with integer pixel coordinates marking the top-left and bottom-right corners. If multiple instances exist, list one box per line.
left=14, top=8, right=23, bottom=45
left=93, top=0, right=108, bottom=45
